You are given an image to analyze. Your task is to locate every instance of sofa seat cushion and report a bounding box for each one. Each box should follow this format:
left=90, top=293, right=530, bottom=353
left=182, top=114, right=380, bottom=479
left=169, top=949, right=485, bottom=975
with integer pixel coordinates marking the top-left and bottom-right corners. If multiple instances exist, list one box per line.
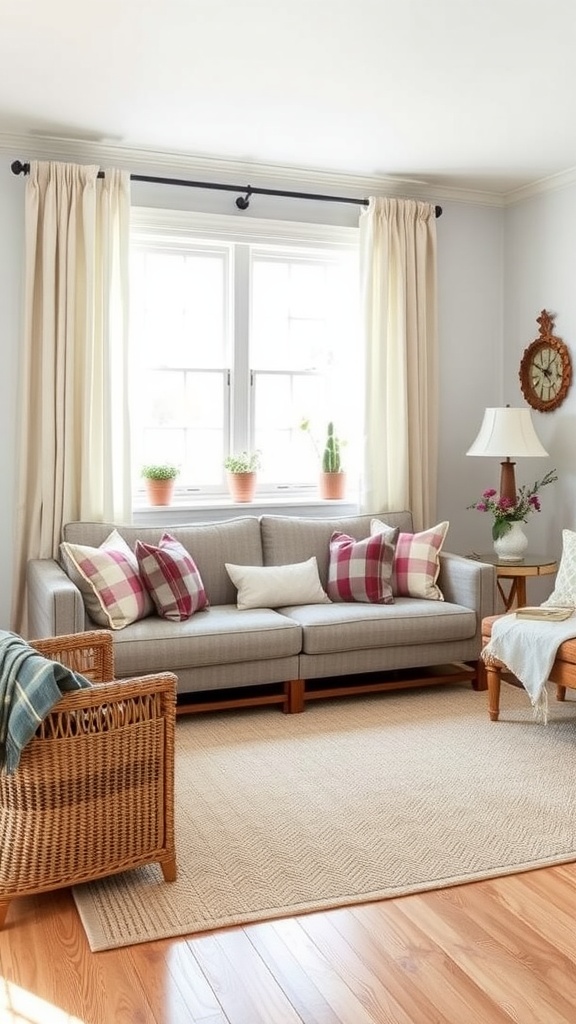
left=109, top=605, right=302, bottom=677
left=278, top=599, right=476, bottom=656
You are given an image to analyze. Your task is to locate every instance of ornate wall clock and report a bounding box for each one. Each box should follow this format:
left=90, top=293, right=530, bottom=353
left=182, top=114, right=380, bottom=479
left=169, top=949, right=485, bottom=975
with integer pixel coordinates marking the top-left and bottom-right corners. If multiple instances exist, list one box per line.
left=519, top=309, right=572, bottom=412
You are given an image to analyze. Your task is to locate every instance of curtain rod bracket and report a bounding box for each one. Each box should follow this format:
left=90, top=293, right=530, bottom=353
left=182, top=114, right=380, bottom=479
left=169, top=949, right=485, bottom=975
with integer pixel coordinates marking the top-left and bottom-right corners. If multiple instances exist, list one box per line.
left=235, top=186, right=252, bottom=211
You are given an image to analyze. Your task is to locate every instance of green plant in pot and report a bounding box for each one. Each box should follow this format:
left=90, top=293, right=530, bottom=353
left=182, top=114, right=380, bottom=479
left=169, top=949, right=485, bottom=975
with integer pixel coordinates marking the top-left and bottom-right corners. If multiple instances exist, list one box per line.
left=141, top=464, right=179, bottom=506
left=224, top=450, right=261, bottom=502
left=301, top=419, right=346, bottom=499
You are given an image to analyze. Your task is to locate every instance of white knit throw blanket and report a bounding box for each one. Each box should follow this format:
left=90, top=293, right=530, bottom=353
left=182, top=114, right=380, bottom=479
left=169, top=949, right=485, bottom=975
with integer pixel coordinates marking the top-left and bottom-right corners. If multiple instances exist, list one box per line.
left=482, top=611, right=576, bottom=721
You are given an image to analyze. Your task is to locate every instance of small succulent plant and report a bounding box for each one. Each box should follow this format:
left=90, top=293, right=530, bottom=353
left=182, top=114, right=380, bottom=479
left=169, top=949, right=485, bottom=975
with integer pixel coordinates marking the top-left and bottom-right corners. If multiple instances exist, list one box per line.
left=322, top=421, right=342, bottom=474
left=301, top=419, right=344, bottom=473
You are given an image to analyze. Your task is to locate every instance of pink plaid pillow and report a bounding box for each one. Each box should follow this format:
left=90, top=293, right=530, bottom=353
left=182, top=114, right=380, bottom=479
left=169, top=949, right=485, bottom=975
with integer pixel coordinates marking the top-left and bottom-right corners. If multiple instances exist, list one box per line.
left=135, top=532, right=208, bottom=621
left=371, top=519, right=449, bottom=600
left=327, top=531, right=395, bottom=604
left=60, top=529, right=153, bottom=629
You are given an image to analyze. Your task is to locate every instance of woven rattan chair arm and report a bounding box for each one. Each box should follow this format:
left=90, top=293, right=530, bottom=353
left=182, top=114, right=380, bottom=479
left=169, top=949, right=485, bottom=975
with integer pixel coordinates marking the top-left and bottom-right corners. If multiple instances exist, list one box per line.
left=56, top=672, right=177, bottom=708
left=37, top=672, right=178, bottom=739
left=30, top=630, right=115, bottom=683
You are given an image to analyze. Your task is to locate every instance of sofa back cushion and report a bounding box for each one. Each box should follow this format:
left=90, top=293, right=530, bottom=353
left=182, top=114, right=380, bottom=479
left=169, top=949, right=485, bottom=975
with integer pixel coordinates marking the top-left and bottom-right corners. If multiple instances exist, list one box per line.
left=62, top=517, right=263, bottom=607
left=260, top=512, right=413, bottom=588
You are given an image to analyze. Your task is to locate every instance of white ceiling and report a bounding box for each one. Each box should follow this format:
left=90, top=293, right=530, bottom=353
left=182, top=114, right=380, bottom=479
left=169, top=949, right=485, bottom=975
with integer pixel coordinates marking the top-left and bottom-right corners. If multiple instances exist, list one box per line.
left=2, top=0, right=576, bottom=197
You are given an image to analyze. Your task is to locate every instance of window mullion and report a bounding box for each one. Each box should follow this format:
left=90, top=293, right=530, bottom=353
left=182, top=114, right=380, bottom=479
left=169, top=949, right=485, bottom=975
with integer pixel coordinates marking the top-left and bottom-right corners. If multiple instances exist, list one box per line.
left=230, top=243, right=252, bottom=453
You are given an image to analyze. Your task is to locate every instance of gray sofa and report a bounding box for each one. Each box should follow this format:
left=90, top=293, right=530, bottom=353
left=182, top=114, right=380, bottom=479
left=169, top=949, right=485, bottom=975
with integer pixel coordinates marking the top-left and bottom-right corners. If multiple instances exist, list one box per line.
left=26, top=511, right=496, bottom=712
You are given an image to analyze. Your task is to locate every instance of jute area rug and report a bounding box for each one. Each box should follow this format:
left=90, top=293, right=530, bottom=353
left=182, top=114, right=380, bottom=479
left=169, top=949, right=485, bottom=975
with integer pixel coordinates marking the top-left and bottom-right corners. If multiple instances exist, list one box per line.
left=73, top=682, right=576, bottom=951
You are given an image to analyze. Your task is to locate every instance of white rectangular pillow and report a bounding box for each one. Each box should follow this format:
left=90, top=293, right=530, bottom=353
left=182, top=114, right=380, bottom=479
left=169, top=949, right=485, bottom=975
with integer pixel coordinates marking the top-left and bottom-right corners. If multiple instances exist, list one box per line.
left=225, top=557, right=330, bottom=610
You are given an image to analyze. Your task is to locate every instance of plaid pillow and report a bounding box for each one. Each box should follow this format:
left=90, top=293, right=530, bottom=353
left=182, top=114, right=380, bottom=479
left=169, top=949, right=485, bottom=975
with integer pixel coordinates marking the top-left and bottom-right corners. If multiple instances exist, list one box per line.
left=371, top=519, right=449, bottom=600
left=60, top=529, right=153, bottom=629
left=135, top=532, right=208, bottom=621
left=327, top=531, right=395, bottom=604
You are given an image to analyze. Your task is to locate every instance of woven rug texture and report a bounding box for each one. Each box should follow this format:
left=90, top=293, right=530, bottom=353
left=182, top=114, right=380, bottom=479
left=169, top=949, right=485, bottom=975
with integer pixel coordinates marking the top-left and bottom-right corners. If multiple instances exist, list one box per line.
left=73, top=683, right=576, bottom=951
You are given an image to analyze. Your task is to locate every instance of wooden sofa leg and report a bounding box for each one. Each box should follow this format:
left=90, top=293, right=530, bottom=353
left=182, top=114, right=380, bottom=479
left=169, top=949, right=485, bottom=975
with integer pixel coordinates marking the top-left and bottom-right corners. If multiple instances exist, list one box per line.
left=486, top=664, right=502, bottom=721
left=284, top=679, right=305, bottom=714
left=556, top=685, right=567, bottom=702
left=0, top=900, right=10, bottom=928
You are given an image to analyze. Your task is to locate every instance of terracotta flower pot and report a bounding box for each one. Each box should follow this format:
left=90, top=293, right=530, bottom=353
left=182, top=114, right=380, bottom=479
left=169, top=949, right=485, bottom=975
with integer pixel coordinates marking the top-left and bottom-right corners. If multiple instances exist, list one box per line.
left=319, top=472, right=346, bottom=500
left=145, top=479, right=175, bottom=506
left=227, top=472, right=257, bottom=503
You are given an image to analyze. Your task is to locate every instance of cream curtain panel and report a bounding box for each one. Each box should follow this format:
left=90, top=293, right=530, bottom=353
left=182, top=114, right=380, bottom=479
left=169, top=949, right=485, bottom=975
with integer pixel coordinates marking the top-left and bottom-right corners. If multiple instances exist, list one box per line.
left=359, top=197, right=438, bottom=531
left=11, top=161, right=131, bottom=633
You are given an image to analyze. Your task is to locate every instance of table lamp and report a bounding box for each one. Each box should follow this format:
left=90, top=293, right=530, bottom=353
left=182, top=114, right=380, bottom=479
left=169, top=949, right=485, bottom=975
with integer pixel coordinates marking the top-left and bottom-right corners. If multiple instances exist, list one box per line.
left=466, top=406, right=548, bottom=502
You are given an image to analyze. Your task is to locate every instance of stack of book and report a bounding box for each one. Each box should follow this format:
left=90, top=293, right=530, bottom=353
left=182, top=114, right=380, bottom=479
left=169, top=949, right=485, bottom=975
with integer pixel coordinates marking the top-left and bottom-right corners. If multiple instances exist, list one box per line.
left=515, top=606, right=574, bottom=622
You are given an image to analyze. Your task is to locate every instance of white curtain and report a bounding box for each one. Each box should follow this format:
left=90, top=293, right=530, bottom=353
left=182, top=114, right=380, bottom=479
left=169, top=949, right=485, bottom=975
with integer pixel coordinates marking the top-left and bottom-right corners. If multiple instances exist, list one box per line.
left=11, top=161, right=132, bottom=633
left=359, top=197, right=438, bottom=530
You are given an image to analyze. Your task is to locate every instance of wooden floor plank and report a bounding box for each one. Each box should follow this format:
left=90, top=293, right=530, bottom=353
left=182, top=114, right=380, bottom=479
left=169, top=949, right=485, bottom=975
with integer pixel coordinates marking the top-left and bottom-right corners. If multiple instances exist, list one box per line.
left=189, top=929, right=302, bottom=1024
left=397, top=883, right=576, bottom=1024
left=246, top=918, right=345, bottom=1024
left=297, top=907, right=438, bottom=1024
left=340, top=900, right=515, bottom=1024
left=270, top=915, right=397, bottom=1024
left=0, top=891, right=156, bottom=1023
left=125, top=939, right=225, bottom=1024
left=3, top=866, right=576, bottom=1023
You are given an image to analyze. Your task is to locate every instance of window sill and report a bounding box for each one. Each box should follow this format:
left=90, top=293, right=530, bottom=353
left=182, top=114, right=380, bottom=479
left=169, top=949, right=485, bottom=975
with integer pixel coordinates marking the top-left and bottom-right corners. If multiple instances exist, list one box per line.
left=132, top=494, right=360, bottom=526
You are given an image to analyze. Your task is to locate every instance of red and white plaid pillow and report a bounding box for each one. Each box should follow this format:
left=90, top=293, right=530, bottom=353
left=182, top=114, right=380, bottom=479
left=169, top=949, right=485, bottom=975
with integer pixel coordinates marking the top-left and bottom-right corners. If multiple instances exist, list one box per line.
left=327, top=531, right=395, bottom=604
left=60, top=529, right=153, bottom=629
left=371, top=519, right=449, bottom=600
left=135, top=532, right=208, bottom=621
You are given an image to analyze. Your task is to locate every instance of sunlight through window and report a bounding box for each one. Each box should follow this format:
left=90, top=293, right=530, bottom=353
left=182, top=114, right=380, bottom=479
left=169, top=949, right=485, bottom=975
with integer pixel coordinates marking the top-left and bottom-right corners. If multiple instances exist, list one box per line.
left=1, top=978, right=85, bottom=1024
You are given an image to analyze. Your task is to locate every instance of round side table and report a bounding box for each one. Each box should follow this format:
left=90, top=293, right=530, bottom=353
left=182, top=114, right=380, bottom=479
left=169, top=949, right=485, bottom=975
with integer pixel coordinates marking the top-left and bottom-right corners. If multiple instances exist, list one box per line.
left=474, top=553, right=557, bottom=611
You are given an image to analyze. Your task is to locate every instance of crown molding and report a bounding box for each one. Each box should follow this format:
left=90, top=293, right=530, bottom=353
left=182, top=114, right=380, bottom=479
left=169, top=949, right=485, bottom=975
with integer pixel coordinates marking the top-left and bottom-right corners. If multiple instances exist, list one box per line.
left=503, top=165, right=576, bottom=205
left=5, top=130, right=576, bottom=208
left=1, top=131, right=506, bottom=209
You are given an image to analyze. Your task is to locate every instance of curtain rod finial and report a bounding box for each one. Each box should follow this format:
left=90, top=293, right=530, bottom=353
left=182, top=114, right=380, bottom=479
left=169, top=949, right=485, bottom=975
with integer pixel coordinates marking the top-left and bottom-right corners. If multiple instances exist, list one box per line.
left=11, top=160, right=29, bottom=176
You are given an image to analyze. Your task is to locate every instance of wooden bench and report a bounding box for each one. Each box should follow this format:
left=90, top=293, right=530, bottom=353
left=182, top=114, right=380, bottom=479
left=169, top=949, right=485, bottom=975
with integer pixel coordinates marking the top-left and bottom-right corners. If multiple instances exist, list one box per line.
left=481, top=613, right=576, bottom=720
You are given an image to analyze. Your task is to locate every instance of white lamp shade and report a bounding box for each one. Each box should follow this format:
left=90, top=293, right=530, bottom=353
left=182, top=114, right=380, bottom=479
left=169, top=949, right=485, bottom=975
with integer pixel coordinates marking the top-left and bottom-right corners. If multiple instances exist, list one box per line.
left=466, top=407, right=548, bottom=458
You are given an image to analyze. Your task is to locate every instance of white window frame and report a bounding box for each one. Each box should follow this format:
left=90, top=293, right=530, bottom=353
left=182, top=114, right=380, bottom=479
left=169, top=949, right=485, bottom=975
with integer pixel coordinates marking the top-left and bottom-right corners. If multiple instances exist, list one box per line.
left=131, top=207, right=360, bottom=505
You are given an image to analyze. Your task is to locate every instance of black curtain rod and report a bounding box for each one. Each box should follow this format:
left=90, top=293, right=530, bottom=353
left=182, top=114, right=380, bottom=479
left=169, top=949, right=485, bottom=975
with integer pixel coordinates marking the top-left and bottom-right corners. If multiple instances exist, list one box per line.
left=10, top=160, right=442, bottom=217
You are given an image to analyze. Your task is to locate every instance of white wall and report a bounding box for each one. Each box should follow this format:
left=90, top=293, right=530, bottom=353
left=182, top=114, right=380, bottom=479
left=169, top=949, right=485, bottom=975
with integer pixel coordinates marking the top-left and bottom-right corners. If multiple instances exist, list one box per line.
left=436, top=199, right=504, bottom=555
left=503, top=183, right=576, bottom=600
left=0, top=144, right=505, bottom=629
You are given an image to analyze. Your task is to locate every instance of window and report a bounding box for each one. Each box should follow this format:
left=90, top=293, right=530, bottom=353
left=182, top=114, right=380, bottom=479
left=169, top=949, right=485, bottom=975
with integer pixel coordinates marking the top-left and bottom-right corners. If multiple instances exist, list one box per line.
left=130, top=209, right=360, bottom=500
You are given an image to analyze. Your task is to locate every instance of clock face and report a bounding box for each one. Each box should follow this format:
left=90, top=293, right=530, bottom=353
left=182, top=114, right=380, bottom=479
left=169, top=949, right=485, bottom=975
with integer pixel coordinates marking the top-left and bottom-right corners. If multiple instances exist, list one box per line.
left=519, top=318, right=572, bottom=412
left=529, top=345, right=564, bottom=402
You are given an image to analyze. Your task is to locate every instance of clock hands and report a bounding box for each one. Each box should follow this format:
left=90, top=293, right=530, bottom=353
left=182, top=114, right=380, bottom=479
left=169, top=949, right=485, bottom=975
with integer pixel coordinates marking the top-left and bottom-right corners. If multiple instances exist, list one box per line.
left=534, top=359, right=552, bottom=379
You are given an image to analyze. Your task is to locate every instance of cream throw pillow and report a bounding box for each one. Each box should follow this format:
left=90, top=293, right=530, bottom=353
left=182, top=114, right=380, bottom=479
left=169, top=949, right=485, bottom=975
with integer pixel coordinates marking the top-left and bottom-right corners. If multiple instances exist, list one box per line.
left=225, top=557, right=330, bottom=610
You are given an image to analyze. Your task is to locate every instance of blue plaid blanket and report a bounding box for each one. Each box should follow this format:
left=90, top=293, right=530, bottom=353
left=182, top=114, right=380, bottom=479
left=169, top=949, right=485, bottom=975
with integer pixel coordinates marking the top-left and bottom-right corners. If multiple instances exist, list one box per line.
left=0, top=631, right=91, bottom=774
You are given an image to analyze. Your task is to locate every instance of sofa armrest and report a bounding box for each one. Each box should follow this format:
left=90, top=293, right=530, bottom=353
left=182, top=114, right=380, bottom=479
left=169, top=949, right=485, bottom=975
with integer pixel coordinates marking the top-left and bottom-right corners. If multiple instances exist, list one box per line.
left=438, top=551, right=497, bottom=622
left=26, top=559, right=86, bottom=639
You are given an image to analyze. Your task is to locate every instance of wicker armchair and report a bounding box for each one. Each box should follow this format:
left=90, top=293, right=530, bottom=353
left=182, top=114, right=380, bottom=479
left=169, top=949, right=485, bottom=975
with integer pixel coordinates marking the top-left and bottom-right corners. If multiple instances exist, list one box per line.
left=0, top=630, right=177, bottom=927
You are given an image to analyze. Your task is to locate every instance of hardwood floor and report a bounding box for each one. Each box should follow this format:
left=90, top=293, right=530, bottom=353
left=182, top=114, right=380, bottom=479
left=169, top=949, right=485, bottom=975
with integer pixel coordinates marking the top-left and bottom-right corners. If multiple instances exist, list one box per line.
left=2, top=863, right=576, bottom=1023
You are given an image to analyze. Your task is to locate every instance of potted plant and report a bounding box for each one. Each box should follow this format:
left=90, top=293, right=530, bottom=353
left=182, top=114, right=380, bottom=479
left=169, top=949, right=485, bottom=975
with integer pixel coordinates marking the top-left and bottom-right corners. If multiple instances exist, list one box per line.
left=141, top=464, right=179, bottom=506
left=224, top=450, right=261, bottom=503
left=301, top=419, right=346, bottom=500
